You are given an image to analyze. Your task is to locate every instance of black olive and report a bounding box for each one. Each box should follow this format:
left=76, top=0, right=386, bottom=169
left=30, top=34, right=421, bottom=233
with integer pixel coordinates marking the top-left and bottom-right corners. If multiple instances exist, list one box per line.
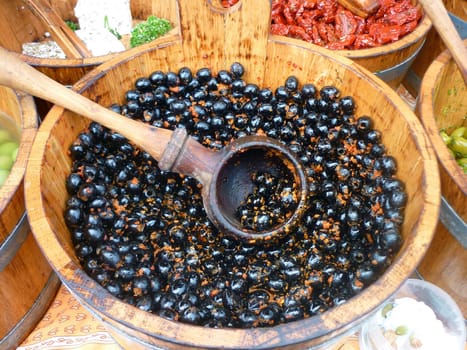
left=258, top=88, right=274, bottom=102
left=285, top=76, right=299, bottom=92
left=178, top=67, right=193, bottom=85
left=339, top=96, right=355, bottom=114
left=230, top=62, right=244, bottom=78
left=135, top=77, right=152, bottom=92
left=320, top=86, right=340, bottom=101
left=149, top=71, right=167, bottom=85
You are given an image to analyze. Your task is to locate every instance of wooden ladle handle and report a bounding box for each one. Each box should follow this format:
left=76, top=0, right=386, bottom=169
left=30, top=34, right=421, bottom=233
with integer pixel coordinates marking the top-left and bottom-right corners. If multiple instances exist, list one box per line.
left=0, top=46, right=222, bottom=185
left=418, top=0, right=467, bottom=85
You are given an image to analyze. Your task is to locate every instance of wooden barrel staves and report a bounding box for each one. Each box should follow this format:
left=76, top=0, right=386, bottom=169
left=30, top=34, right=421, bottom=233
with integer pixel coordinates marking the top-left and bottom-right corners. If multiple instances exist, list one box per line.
left=0, top=86, right=60, bottom=349
left=24, top=0, right=440, bottom=349
left=417, top=40, right=467, bottom=318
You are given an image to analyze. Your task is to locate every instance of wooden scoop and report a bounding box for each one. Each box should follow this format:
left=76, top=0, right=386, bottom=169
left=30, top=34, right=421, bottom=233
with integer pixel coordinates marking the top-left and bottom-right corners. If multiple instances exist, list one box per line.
left=0, top=46, right=308, bottom=243
left=337, top=0, right=380, bottom=18
left=417, top=0, right=467, bottom=85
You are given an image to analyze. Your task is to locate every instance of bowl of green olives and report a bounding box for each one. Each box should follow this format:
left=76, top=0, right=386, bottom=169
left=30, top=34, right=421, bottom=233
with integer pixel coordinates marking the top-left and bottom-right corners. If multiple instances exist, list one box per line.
left=417, top=40, right=466, bottom=316
left=24, top=0, right=440, bottom=349
left=0, top=86, right=60, bottom=349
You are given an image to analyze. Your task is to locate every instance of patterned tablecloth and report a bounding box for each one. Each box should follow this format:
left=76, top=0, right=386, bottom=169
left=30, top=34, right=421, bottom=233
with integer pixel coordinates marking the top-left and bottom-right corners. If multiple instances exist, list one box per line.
left=17, top=285, right=121, bottom=350
left=17, top=86, right=417, bottom=350
left=17, top=283, right=362, bottom=350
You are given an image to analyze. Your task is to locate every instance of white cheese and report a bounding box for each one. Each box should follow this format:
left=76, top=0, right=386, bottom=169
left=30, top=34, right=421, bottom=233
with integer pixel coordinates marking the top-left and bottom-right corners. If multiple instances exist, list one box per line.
left=75, top=29, right=125, bottom=56
left=374, top=297, right=460, bottom=350
left=74, top=0, right=132, bottom=56
left=74, top=0, right=132, bottom=35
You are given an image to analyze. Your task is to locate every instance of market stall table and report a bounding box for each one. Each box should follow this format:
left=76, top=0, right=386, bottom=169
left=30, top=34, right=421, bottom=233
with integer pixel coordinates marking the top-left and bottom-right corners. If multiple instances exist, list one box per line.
left=17, top=284, right=362, bottom=350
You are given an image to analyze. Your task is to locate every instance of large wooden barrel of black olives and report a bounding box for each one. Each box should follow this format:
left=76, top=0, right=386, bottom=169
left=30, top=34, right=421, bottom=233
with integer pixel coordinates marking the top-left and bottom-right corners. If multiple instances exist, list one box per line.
left=0, top=86, right=60, bottom=349
left=0, top=0, right=179, bottom=87
left=416, top=40, right=467, bottom=318
left=25, top=0, right=440, bottom=349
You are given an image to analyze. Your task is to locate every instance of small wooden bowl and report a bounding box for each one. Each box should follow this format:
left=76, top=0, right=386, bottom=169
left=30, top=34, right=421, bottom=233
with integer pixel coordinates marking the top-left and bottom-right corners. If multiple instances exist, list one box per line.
left=0, top=86, right=60, bottom=349
left=0, top=0, right=180, bottom=86
left=416, top=40, right=467, bottom=317
left=271, top=4, right=432, bottom=90
left=25, top=1, right=440, bottom=348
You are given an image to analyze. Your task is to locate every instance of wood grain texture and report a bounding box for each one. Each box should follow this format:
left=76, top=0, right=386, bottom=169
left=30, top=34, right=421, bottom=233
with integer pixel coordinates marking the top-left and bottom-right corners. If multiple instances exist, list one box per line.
left=23, top=0, right=92, bottom=58
left=417, top=40, right=466, bottom=317
left=0, top=88, right=37, bottom=242
left=337, top=0, right=380, bottom=18
left=0, top=86, right=59, bottom=348
left=24, top=0, right=441, bottom=348
left=404, top=0, right=466, bottom=96
left=0, top=0, right=180, bottom=85
left=418, top=0, right=467, bottom=84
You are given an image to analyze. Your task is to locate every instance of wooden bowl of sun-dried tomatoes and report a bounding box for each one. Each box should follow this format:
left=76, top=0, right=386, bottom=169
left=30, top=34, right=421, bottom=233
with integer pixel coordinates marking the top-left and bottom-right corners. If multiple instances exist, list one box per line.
left=269, top=0, right=432, bottom=89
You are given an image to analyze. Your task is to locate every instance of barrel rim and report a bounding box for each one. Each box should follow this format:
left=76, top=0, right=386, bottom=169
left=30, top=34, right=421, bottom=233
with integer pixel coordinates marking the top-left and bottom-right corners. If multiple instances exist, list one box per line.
left=338, top=14, right=432, bottom=58
left=270, top=14, right=432, bottom=59
left=15, top=7, right=431, bottom=67
left=418, top=39, right=467, bottom=196
left=0, top=88, right=38, bottom=214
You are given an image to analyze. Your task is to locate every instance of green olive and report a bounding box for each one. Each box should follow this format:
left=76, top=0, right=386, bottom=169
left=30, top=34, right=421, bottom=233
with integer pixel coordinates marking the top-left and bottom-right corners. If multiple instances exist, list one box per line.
left=0, top=169, right=9, bottom=187
left=0, top=155, right=13, bottom=170
left=450, top=126, right=466, bottom=139
left=12, top=147, right=18, bottom=162
left=0, top=130, right=11, bottom=144
left=0, top=141, right=18, bottom=157
left=440, top=130, right=451, bottom=145
left=457, top=158, right=467, bottom=174
left=450, top=136, right=467, bottom=157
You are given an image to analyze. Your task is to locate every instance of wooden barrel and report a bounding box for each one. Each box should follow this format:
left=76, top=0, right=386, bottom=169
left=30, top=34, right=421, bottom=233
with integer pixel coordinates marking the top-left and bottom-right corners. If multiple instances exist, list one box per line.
left=416, top=40, right=467, bottom=318
left=403, top=0, right=467, bottom=96
left=0, top=86, right=60, bottom=349
left=270, top=4, right=432, bottom=90
left=0, top=0, right=180, bottom=86
left=336, top=16, right=432, bottom=90
left=25, top=0, right=440, bottom=348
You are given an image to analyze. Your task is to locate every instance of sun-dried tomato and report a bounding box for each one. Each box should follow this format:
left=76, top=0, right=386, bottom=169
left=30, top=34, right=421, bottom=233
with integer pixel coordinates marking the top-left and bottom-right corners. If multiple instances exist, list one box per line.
left=269, top=0, right=423, bottom=50
left=354, top=34, right=377, bottom=49
left=384, top=6, right=422, bottom=26
left=289, top=25, right=314, bottom=41
left=369, top=23, right=403, bottom=44
left=221, top=0, right=240, bottom=7
left=335, top=9, right=358, bottom=37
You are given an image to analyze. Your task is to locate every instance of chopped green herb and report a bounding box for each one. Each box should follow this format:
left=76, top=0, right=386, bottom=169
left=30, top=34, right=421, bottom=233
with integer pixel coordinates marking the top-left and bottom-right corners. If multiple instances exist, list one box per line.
left=104, top=15, right=122, bottom=40
left=65, top=20, right=79, bottom=31
left=130, top=15, right=172, bottom=48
